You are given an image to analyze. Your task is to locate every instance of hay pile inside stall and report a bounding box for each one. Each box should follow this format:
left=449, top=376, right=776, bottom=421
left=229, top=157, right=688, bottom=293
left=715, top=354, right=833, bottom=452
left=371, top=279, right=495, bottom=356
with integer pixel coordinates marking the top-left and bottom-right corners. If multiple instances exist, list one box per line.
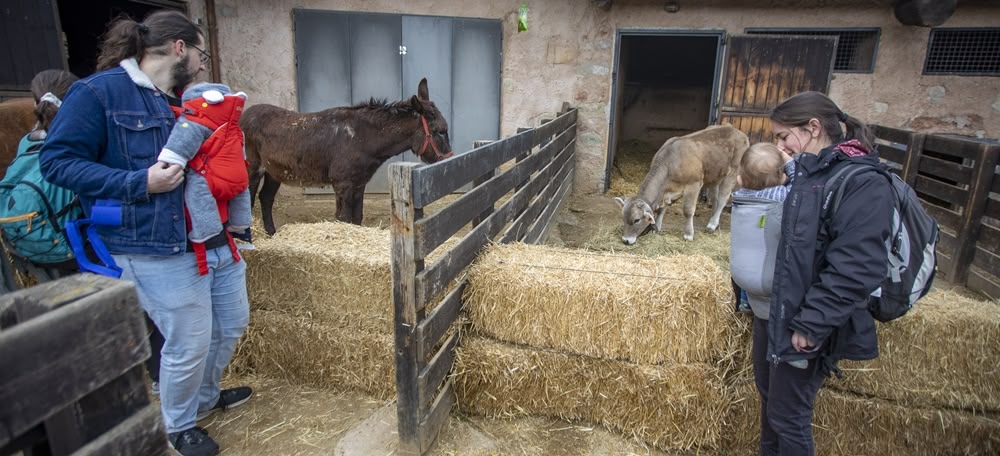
left=454, top=337, right=732, bottom=451
left=720, top=375, right=1000, bottom=456
left=231, top=222, right=396, bottom=396
left=828, top=289, right=1000, bottom=413
left=607, top=138, right=658, bottom=198
left=465, top=243, right=740, bottom=367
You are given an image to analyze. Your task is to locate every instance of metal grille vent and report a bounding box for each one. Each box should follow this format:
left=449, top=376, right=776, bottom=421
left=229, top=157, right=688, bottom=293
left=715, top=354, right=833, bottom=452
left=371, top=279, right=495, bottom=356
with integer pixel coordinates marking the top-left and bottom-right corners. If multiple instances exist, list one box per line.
left=924, top=28, right=1000, bottom=76
left=745, top=28, right=880, bottom=73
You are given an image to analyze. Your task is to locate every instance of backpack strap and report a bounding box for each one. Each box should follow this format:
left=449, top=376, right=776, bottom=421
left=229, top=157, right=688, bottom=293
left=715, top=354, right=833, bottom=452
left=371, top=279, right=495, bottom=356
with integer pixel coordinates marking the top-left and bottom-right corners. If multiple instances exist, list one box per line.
left=818, top=163, right=880, bottom=242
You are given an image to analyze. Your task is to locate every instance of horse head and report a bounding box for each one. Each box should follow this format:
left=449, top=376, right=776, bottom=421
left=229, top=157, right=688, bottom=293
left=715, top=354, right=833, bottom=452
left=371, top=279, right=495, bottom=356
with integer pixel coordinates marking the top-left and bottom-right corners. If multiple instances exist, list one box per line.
left=409, top=78, right=453, bottom=164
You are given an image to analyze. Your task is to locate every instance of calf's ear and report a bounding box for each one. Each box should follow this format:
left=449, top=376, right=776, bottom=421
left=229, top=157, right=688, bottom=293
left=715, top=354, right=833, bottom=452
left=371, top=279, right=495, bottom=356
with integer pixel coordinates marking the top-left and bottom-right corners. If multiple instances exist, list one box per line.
left=613, top=197, right=627, bottom=209
left=642, top=209, right=655, bottom=224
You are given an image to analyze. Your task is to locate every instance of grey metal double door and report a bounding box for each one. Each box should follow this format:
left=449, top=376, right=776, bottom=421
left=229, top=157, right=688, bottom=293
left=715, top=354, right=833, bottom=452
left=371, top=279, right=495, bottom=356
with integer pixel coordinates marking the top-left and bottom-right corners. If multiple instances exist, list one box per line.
left=294, top=10, right=502, bottom=192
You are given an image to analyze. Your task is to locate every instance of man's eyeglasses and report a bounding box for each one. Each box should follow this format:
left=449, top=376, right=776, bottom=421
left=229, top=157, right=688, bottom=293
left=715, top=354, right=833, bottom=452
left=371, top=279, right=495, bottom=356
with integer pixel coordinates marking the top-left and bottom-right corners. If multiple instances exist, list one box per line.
left=189, top=43, right=211, bottom=66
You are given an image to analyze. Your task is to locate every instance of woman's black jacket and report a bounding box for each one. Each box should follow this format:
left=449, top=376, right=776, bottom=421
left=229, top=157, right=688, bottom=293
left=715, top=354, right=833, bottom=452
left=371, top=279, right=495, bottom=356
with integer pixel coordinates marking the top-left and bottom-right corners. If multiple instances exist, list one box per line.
left=767, top=145, right=894, bottom=372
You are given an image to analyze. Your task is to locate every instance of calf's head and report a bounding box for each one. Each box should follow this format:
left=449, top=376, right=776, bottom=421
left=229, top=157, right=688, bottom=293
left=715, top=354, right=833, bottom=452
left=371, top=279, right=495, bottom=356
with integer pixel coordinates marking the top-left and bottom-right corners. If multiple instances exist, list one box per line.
left=614, top=197, right=655, bottom=245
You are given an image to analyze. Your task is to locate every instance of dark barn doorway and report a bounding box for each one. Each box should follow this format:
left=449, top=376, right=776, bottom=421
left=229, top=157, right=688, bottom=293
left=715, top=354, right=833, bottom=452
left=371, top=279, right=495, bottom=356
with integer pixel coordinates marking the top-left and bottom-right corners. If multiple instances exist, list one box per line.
left=606, top=31, right=723, bottom=193
left=57, top=0, right=186, bottom=79
left=0, top=0, right=185, bottom=100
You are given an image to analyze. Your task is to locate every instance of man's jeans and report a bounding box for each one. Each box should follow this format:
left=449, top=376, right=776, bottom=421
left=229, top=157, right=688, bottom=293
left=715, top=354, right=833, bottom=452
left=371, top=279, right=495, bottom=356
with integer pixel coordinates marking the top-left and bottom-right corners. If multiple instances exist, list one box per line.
left=116, top=246, right=249, bottom=433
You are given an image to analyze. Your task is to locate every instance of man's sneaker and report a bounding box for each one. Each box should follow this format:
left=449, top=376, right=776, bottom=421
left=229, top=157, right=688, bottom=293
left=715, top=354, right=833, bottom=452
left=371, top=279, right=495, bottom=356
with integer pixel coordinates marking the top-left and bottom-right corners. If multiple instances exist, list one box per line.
left=168, top=427, right=218, bottom=456
left=197, top=386, right=253, bottom=421
left=151, top=381, right=159, bottom=396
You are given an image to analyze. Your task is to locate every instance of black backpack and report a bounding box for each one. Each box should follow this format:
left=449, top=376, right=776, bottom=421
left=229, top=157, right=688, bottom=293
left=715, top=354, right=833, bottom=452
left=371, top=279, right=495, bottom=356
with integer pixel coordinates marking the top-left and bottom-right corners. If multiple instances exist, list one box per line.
left=822, top=163, right=939, bottom=322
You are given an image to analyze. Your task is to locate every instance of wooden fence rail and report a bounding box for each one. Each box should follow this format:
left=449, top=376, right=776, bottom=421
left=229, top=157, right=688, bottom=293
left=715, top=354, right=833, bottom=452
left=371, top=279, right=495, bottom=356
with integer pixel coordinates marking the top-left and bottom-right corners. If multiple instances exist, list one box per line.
left=871, top=125, right=1000, bottom=298
left=0, top=274, right=169, bottom=455
left=390, top=105, right=577, bottom=454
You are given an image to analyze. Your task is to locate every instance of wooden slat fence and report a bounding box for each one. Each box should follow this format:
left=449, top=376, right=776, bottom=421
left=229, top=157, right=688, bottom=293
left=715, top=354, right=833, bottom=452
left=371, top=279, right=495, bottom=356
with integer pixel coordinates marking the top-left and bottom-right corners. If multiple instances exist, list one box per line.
left=0, top=274, right=170, bottom=455
left=871, top=125, right=1000, bottom=298
left=390, top=105, right=577, bottom=454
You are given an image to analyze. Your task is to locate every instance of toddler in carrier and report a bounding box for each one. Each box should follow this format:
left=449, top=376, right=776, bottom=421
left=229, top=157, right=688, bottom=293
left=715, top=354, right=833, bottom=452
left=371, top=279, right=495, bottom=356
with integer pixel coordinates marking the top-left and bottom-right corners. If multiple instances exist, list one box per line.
left=729, top=142, right=794, bottom=319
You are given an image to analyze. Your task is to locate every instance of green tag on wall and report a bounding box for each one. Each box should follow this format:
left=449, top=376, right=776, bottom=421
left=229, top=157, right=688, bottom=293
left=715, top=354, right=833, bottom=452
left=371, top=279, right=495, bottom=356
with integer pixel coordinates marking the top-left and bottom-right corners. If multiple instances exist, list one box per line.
left=758, top=215, right=767, bottom=228
left=518, top=5, right=528, bottom=32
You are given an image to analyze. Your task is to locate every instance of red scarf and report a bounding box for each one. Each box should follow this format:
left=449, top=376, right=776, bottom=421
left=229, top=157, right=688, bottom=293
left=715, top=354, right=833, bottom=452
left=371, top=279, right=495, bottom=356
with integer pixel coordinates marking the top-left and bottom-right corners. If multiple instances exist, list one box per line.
left=835, top=139, right=869, bottom=157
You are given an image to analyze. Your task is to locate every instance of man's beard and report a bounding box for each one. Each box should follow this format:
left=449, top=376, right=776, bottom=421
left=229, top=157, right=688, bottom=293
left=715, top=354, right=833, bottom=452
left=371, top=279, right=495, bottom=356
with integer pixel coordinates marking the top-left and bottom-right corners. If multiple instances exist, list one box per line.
left=171, top=60, right=196, bottom=94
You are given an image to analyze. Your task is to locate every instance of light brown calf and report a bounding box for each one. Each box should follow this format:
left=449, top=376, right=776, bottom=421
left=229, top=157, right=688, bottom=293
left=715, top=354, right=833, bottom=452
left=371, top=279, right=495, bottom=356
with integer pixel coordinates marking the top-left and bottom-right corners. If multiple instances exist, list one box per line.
left=614, top=124, right=749, bottom=243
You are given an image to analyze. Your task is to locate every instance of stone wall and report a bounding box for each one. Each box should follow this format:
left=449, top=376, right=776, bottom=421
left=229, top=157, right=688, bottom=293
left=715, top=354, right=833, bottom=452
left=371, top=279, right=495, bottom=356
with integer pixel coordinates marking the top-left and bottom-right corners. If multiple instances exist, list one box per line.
left=194, top=0, right=1000, bottom=194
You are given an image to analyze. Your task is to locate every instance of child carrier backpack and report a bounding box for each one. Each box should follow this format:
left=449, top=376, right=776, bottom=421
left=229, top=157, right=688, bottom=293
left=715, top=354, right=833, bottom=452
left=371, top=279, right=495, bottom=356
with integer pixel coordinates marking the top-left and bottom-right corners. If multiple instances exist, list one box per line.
left=0, top=140, right=82, bottom=264
left=822, top=163, right=939, bottom=322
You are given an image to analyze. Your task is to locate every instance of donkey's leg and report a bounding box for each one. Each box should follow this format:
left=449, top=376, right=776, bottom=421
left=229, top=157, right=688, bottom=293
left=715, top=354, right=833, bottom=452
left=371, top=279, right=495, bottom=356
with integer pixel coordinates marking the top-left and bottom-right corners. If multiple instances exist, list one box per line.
left=707, top=176, right=737, bottom=232
left=681, top=182, right=703, bottom=241
left=334, top=185, right=353, bottom=223
left=350, top=185, right=365, bottom=225
left=259, top=174, right=281, bottom=235
left=248, top=170, right=263, bottom=210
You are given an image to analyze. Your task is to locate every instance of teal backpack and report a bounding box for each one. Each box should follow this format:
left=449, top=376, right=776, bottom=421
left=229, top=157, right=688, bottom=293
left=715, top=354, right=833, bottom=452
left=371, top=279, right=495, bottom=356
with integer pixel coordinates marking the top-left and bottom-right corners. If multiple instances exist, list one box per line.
left=0, top=136, right=82, bottom=264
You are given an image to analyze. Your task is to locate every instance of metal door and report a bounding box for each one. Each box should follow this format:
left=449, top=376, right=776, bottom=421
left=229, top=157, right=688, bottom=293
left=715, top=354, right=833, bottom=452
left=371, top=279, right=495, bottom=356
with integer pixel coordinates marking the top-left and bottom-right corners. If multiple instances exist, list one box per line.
left=293, top=10, right=500, bottom=193
left=451, top=18, right=502, bottom=159
left=718, top=35, right=837, bottom=143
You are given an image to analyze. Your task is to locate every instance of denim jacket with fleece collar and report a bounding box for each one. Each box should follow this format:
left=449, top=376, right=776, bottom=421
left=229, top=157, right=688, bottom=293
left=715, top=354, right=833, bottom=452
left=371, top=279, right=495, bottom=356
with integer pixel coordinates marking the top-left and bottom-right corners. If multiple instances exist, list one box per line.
left=767, top=145, right=894, bottom=371
left=40, top=58, right=187, bottom=256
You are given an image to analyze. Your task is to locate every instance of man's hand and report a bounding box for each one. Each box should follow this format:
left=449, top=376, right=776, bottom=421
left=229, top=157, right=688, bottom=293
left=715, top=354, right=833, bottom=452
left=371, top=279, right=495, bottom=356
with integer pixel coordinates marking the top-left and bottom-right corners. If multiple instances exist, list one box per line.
left=147, top=161, right=184, bottom=194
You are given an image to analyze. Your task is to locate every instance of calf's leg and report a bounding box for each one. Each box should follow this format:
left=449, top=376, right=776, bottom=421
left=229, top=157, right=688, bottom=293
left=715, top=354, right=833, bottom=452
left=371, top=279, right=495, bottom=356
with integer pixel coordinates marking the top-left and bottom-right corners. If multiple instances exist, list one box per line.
left=681, top=182, right=703, bottom=241
left=707, top=176, right=737, bottom=232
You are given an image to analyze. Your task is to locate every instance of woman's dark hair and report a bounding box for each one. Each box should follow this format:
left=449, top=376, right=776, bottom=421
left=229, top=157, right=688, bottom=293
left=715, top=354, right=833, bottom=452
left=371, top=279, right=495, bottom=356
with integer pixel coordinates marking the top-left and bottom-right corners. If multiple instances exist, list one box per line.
left=769, top=91, right=873, bottom=151
left=96, top=9, right=201, bottom=71
left=30, top=69, right=78, bottom=132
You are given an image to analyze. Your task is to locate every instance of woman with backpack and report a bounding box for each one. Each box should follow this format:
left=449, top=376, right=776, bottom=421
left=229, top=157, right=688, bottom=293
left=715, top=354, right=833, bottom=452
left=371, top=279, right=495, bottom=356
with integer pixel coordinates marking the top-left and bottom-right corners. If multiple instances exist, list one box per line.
left=758, top=91, right=895, bottom=455
left=0, top=69, right=81, bottom=281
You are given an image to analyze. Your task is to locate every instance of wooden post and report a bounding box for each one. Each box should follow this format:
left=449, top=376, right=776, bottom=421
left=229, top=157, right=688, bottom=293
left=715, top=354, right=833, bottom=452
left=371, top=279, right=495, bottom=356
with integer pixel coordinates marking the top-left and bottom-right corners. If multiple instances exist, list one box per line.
left=390, top=162, right=422, bottom=455
left=472, top=140, right=496, bottom=227
left=949, top=143, right=1000, bottom=285
left=901, top=132, right=926, bottom=187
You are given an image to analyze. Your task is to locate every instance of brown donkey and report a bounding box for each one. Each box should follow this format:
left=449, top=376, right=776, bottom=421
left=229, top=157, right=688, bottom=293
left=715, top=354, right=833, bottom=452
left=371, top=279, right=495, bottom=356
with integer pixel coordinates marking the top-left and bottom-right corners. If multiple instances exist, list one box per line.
left=240, top=78, right=453, bottom=235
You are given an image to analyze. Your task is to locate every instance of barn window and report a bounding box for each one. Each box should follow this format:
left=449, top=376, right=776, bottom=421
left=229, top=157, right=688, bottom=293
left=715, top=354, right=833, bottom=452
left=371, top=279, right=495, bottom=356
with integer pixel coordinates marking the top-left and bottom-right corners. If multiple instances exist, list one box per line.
left=744, top=28, right=880, bottom=73
left=923, top=28, right=1000, bottom=76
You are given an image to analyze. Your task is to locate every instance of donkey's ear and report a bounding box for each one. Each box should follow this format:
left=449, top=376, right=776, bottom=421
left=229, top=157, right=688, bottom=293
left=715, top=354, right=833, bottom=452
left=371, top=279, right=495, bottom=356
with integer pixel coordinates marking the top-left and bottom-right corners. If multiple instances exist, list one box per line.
left=410, top=95, right=425, bottom=114
left=417, top=78, right=429, bottom=100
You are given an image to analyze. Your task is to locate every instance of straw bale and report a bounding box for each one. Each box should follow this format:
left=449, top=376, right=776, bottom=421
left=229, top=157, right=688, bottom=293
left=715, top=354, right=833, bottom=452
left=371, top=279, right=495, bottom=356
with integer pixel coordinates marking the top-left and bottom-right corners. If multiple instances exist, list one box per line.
left=721, top=375, right=1000, bottom=456
left=228, top=310, right=395, bottom=400
left=465, top=243, right=740, bottom=366
left=725, top=374, right=1000, bottom=455
left=828, top=289, right=1000, bottom=413
left=243, top=222, right=393, bottom=331
left=454, top=336, right=731, bottom=452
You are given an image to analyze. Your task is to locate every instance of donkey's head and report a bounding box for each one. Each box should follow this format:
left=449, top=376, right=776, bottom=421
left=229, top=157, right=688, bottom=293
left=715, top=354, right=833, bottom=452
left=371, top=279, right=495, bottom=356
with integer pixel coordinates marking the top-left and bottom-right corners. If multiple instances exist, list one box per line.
left=409, top=78, right=453, bottom=164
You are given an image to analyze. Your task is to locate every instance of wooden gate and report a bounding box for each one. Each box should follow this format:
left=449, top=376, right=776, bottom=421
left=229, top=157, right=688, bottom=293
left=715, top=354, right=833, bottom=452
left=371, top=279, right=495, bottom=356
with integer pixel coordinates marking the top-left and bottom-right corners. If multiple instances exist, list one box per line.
left=871, top=126, right=1000, bottom=298
left=390, top=106, right=577, bottom=454
left=718, top=35, right=836, bottom=142
left=0, top=274, right=169, bottom=455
